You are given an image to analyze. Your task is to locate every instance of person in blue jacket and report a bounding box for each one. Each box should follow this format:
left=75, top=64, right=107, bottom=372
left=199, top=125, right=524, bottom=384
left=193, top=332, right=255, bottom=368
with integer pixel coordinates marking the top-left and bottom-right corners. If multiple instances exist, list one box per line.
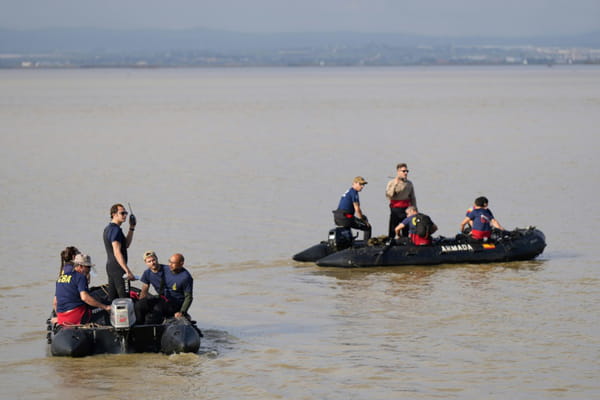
left=53, top=254, right=111, bottom=325
left=460, top=196, right=505, bottom=240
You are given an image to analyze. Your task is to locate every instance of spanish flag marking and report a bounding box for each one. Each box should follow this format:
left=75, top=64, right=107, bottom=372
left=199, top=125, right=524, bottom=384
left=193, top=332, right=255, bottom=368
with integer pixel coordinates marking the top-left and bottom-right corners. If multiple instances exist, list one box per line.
left=482, top=243, right=496, bottom=249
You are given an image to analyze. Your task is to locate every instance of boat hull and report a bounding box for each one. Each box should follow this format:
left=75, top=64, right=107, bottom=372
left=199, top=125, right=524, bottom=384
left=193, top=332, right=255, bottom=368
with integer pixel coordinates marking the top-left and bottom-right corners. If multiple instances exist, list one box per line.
left=49, top=318, right=201, bottom=357
left=296, top=227, right=546, bottom=268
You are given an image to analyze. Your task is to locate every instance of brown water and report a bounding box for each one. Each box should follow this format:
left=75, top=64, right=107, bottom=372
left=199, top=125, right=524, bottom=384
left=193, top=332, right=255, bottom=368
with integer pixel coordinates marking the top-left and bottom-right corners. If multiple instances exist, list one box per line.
left=1, top=66, right=599, bottom=399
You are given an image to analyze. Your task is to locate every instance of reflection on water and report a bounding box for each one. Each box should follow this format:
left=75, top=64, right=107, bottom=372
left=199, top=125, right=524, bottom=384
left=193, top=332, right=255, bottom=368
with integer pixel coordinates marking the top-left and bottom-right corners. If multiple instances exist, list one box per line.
left=1, top=67, right=599, bottom=399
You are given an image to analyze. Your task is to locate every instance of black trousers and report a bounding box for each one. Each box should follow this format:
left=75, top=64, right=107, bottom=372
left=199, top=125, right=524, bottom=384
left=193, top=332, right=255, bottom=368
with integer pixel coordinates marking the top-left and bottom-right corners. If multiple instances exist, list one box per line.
left=134, top=296, right=183, bottom=324
left=388, top=206, right=409, bottom=238
left=333, top=210, right=371, bottom=241
left=106, top=266, right=128, bottom=301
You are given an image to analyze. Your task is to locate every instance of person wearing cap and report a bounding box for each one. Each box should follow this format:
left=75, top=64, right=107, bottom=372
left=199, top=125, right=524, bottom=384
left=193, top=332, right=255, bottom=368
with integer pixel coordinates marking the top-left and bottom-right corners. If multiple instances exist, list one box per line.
left=332, top=176, right=372, bottom=241
left=53, top=254, right=111, bottom=326
left=103, top=203, right=136, bottom=301
left=460, top=196, right=505, bottom=241
left=162, top=253, right=194, bottom=319
left=385, top=163, right=417, bottom=238
left=134, top=251, right=167, bottom=324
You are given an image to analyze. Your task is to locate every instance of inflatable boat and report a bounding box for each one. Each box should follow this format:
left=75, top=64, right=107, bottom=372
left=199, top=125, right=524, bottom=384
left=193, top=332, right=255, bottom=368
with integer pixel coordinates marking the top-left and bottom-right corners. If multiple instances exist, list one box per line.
left=294, top=226, right=546, bottom=268
left=293, top=227, right=367, bottom=262
left=46, top=286, right=202, bottom=357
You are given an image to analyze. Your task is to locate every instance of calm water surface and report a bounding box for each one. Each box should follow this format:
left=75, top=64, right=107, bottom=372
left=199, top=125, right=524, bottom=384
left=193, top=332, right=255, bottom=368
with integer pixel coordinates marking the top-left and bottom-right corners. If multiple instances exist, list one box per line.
left=1, top=66, right=599, bottom=399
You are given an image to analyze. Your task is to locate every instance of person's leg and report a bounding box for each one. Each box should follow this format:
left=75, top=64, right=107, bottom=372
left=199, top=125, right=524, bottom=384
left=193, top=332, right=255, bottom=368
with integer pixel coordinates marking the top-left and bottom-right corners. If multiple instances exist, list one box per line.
left=107, top=268, right=127, bottom=301
left=351, top=217, right=371, bottom=241
left=388, top=207, right=403, bottom=238
left=134, top=297, right=151, bottom=324
left=333, top=210, right=352, bottom=227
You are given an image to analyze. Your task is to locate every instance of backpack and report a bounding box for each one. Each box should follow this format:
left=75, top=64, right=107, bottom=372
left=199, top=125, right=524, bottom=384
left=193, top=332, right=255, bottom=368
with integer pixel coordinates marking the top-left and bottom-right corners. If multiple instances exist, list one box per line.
left=414, top=213, right=434, bottom=238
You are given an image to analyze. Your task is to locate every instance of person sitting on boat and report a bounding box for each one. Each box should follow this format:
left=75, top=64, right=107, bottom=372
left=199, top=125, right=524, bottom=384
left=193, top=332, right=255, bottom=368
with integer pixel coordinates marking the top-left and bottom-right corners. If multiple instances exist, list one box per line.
left=134, top=250, right=167, bottom=324
left=53, top=254, right=111, bottom=326
left=386, top=163, right=417, bottom=238
left=394, top=206, right=438, bottom=245
left=332, top=176, right=372, bottom=241
left=58, top=246, right=80, bottom=276
left=161, top=253, right=194, bottom=319
left=460, top=196, right=505, bottom=241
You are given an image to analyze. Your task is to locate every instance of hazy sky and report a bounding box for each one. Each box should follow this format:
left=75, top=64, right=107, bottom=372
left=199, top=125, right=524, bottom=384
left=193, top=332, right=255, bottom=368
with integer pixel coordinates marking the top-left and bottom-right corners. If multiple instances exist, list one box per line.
left=2, top=0, right=599, bottom=37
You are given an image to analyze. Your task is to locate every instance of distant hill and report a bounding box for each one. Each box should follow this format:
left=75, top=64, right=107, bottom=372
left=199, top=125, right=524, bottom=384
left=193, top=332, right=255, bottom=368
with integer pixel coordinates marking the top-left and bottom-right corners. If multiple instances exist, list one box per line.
left=1, top=28, right=599, bottom=54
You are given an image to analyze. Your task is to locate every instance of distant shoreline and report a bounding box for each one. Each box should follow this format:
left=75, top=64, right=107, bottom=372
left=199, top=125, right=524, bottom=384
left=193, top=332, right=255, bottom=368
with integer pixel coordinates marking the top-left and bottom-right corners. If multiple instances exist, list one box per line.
left=2, top=28, right=599, bottom=69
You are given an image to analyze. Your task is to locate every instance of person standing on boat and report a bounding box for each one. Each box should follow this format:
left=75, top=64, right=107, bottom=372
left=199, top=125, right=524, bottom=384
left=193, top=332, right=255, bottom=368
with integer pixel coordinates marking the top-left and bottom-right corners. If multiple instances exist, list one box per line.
left=386, top=163, right=417, bottom=238
left=394, top=206, right=437, bottom=245
left=53, top=254, right=111, bottom=325
left=460, top=196, right=505, bottom=241
left=162, top=253, right=194, bottom=319
left=333, top=176, right=372, bottom=241
left=103, top=203, right=136, bottom=301
left=134, top=250, right=167, bottom=324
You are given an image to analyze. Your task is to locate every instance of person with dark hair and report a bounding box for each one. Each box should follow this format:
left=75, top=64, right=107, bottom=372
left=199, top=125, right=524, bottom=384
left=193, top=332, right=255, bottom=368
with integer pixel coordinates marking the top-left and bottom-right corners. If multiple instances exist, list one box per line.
left=59, top=246, right=80, bottom=276
left=53, top=254, right=111, bottom=325
left=103, top=203, right=136, bottom=301
left=385, top=163, right=417, bottom=238
left=460, top=196, right=505, bottom=240
left=333, top=176, right=372, bottom=241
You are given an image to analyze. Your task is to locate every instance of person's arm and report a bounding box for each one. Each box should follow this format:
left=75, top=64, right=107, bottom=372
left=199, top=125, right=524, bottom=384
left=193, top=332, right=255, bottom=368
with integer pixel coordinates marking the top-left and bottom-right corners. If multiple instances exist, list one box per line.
left=126, top=227, right=134, bottom=247
left=353, top=202, right=364, bottom=220
left=81, top=291, right=111, bottom=312
left=175, top=292, right=193, bottom=318
left=410, top=183, right=417, bottom=208
left=394, top=223, right=405, bottom=237
left=112, top=241, right=135, bottom=280
left=460, top=216, right=472, bottom=233
left=385, top=180, right=395, bottom=199
left=53, top=296, right=57, bottom=312
left=491, top=219, right=505, bottom=230
left=139, top=283, right=150, bottom=299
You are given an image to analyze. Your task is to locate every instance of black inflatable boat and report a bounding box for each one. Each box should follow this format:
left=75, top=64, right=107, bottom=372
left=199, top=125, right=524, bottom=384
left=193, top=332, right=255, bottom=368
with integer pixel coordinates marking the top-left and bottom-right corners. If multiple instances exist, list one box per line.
left=294, top=226, right=546, bottom=268
left=46, top=286, right=202, bottom=357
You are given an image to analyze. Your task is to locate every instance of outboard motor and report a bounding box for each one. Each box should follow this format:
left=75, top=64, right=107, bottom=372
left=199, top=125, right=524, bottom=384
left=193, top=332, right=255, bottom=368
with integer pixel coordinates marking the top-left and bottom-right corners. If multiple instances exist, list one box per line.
left=328, top=227, right=354, bottom=251
left=110, top=298, right=136, bottom=329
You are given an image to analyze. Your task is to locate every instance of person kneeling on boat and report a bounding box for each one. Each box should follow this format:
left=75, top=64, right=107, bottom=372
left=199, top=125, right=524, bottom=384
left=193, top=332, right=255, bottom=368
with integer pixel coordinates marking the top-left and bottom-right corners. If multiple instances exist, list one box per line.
left=161, top=253, right=194, bottom=319
left=53, top=254, right=111, bottom=326
left=134, top=250, right=168, bottom=324
left=332, top=176, right=372, bottom=241
left=394, top=206, right=438, bottom=245
left=460, top=196, right=505, bottom=241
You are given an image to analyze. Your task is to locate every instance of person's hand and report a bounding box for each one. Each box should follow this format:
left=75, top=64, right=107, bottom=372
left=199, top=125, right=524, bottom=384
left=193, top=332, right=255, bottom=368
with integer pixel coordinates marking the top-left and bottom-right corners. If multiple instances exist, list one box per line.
left=104, top=305, right=111, bottom=312
left=174, top=312, right=183, bottom=318
left=129, top=213, right=137, bottom=227
left=126, top=271, right=136, bottom=281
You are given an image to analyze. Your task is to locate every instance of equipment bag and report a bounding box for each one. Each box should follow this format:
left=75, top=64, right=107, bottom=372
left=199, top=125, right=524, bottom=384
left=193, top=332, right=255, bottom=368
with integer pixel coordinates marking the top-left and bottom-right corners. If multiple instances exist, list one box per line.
left=414, top=213, right=434, bottom=238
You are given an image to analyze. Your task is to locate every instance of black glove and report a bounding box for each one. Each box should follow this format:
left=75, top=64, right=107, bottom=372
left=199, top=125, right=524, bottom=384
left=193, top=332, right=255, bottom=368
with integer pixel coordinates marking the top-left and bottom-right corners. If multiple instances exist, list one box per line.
left=129, top=213, right=137, bottom=227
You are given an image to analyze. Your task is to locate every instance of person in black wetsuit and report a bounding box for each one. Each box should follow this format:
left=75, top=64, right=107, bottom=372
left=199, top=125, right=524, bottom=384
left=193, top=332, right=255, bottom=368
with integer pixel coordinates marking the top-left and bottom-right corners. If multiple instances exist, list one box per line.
left=103, top=203, right=136, bottom=301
